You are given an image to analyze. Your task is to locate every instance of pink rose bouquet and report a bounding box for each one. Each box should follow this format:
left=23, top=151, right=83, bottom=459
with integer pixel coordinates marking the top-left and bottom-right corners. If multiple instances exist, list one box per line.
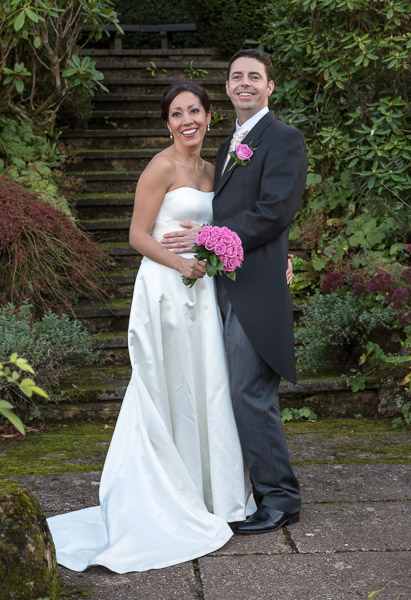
left=228, top=141, right=257, bottom=172
left=182, top=225, right=244, bottom=288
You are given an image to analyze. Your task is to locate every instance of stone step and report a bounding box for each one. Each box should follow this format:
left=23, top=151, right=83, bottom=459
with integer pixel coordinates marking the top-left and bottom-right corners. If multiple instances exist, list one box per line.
left=96, top=62, right=227, bottom=78
left=92, top=331, right=129, bottom=365
left=88, top=110, right=235, bottom=129
left=75, top=193, right=134, bottom=219
left=61, top=128, right=231, bottom=150
left=78, top=217, right=131, bottom=242
left=76, top=298, right=305, bottom=334
left=72, top=171, right=140, bottom=193
left=53, top=367, right=380, bottom=421
left=76, top=299, right=131, bottom=333
left=95, top=326, right=310, bottom=367
left=92, top=93, right=232, bottom=111
left=70, top=148, right=218, bottom=172
left=83, top=48, right=220, bottom=64
left=105, top=270, right=137, bottom=300
left=102, top=77, right=225, bottom=95
left=99, top=242, right=142, bottom=270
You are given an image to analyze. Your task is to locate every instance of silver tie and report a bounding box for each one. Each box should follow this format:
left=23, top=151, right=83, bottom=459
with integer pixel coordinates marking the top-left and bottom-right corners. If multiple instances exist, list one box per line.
left=222, top=129, right=248, bottom=174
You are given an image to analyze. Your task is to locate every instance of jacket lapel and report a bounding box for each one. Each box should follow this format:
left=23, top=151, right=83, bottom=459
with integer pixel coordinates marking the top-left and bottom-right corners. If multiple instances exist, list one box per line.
left=214, top=112, right=276, bottom=197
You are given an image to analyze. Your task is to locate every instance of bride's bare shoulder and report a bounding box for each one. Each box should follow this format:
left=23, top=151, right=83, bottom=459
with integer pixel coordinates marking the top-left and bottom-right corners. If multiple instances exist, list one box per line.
left=140, top=149, right=176, bottom=187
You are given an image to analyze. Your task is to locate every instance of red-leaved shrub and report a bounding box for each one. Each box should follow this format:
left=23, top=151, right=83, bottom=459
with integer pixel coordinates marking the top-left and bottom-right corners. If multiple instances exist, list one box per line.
left=0, top=176, right=108, bottom=313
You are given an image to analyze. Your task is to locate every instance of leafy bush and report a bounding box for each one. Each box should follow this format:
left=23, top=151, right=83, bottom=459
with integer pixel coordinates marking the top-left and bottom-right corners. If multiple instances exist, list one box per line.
left=259, top=0, right=410, bottom=277
left=0, top=354, right=49, bottom=434
left=0, top=115, right=74, bottom=216
left=184, top=0, right=265, bottom=55
left=0, top=303, right=96, bottom=419
left=281, top=406, right=318, bottom=422
left=296, top=268, right=410, bottom=374
left=0, top=0, right=121, bottom=127
left=0, top=176, right=109, bottom=313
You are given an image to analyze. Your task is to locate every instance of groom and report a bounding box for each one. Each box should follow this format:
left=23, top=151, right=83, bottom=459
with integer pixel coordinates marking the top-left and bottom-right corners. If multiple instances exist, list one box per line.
left=164, top=49, right=307, bottom=533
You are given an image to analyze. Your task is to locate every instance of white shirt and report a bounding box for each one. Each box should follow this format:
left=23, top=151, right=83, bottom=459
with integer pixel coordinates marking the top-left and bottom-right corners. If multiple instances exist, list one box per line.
left=222, top=107, right=270, bottom=174
left=235, top=106, right=269, bottom=134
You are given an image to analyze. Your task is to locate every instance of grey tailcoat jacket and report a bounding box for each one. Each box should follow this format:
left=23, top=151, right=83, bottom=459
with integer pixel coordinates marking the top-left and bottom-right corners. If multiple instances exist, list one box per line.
left=213, top=111, right=308, bottom=384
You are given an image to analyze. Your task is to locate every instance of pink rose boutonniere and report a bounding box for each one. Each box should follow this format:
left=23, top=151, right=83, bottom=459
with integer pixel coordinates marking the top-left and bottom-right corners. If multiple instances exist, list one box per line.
left=228, top=142, right=257, bottom=172
left=182, top=225, right=244, bottom=288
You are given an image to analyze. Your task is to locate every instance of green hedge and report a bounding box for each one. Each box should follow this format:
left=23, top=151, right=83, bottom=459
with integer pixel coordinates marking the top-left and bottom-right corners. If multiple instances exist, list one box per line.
left=258, top=0, right=410, bottom=285
left=114, top=0, right=201, bottom=48
left=184, top=0, right=266, bottom=55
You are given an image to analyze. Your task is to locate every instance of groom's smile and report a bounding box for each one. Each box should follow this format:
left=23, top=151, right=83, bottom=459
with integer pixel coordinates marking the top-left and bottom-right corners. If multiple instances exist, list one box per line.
left=226, top=57, right=274, bottom=124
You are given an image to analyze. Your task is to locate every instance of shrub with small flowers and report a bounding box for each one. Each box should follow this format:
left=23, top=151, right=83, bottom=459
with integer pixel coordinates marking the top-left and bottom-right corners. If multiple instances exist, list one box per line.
left=296, top=267, right=411, bottom=378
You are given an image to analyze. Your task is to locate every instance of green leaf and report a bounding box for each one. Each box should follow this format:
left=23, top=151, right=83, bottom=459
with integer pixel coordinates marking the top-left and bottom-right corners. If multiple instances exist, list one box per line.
left=26, top=8, right=39, bottom=22
left=34, top=36, right=42, bottom=49
left=14, top=11, right=26, bottom=31
left=15, top=358, right=35, bottom=373
left=15, top=79, right=24, bottom=94
left=281, top=408, right=294, bottom=422
left=206, top=263, right=217, bottom=277
left=210, top=253, right=218, bottom=267
left=225, top=271, right=236, bottom=281
left=0, top=407, right=25, bottom=435
left=350, top=376, right=366, bottom=392
left=0, top=400, right=14, bottom=409
left=11, top=371, right=20, bottom=382
left=306, top=173, right=322, bottom=186
left=31, top=386, right=49, bottom=398
left=382, top=355, right=410, bottom=364
left=10, top=353, right=18, bottom=362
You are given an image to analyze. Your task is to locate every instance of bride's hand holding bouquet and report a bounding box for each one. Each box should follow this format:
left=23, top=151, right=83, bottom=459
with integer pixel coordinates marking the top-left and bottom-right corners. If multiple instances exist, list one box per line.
left=182, top=225, right=244, bottom=288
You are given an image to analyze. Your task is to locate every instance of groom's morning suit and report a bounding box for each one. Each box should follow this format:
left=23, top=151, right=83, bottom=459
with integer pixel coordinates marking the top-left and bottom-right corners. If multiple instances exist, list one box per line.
left=213, top=108, right=307, bottom=515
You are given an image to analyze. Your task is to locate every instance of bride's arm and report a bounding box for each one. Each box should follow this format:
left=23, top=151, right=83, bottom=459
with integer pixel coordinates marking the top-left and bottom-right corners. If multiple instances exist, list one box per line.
left=129, top=156, right=206, bottom=280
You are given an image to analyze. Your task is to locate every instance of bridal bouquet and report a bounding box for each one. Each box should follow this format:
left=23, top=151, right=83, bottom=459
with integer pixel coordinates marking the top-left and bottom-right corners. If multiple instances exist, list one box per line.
left=182, top=225, right=244, bottom=288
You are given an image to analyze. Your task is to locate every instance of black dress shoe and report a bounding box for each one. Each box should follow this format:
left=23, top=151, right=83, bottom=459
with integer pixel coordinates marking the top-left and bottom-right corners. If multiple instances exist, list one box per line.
left=232, top=505, right=300, bottom=535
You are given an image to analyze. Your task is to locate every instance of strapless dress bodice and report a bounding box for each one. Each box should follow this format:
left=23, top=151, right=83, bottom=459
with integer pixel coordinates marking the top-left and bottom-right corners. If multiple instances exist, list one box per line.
left=151, top=186, right=214, bottom=242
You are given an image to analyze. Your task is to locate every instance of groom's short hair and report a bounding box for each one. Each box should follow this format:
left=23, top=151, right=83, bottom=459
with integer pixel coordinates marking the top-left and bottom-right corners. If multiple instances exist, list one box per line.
left=227, top=49, right=274, bottom=83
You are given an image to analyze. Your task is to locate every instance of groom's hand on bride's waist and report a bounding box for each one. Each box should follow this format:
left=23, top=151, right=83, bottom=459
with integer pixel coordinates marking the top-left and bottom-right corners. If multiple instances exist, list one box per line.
left=161, top=221, right=201, bottom=254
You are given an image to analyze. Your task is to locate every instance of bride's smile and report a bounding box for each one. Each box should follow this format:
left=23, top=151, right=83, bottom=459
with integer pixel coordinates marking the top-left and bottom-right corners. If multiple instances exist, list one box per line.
left=167, top=91, right=211, bottom=147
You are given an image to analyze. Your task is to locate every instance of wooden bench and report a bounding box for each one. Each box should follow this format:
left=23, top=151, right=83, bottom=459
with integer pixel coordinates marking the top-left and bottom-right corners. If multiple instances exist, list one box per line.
left=105, top=24, right=197, bottom=50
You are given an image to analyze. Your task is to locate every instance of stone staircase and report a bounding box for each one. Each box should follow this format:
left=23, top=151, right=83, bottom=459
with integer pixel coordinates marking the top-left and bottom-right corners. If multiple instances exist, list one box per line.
left=53, top=47, right=380, bottom=421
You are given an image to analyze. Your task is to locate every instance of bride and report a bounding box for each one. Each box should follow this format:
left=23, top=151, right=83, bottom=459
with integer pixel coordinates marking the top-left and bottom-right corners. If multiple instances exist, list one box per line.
left=47, top=81, right=256, bottom=574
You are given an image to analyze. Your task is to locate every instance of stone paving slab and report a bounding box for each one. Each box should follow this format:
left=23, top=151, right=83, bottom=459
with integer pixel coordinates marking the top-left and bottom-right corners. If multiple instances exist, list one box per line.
left=15, top=463, right=411, bottom=518
left=58, top=562, right=198, bottom=600
left=211, top=528, right=291, bottom=556
left=291, top=501, right=411, bottom=553
left=295, top=463, right=411, bottom=503
left=12, top=472, right=101, bottom=515
left=199, top=552, right=411, bottom=600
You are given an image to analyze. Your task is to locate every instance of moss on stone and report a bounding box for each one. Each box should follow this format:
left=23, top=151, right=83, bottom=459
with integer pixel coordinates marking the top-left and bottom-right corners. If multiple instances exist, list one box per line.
left=0, top=424, right=114, bottom=477
left=1, top=419, right=410, bottom=479
left=0, top=480, right=58, bottom=600
left=284, top=418, right=394, bottom=436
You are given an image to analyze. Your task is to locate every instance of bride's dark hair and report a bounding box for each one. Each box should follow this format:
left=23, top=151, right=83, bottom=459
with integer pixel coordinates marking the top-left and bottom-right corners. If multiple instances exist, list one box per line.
left=161, top=81, right=210, bottom=121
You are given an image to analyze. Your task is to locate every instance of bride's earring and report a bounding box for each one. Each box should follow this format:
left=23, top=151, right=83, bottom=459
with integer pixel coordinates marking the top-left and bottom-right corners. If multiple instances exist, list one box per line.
left=169, top=130, right=173, bottom=139
left=207, top=123, right=210, bottom=132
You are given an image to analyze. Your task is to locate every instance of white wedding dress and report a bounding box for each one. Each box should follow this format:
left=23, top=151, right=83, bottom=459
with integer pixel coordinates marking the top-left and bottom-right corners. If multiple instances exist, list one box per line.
left=48, top=187, right=254, bottom=573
